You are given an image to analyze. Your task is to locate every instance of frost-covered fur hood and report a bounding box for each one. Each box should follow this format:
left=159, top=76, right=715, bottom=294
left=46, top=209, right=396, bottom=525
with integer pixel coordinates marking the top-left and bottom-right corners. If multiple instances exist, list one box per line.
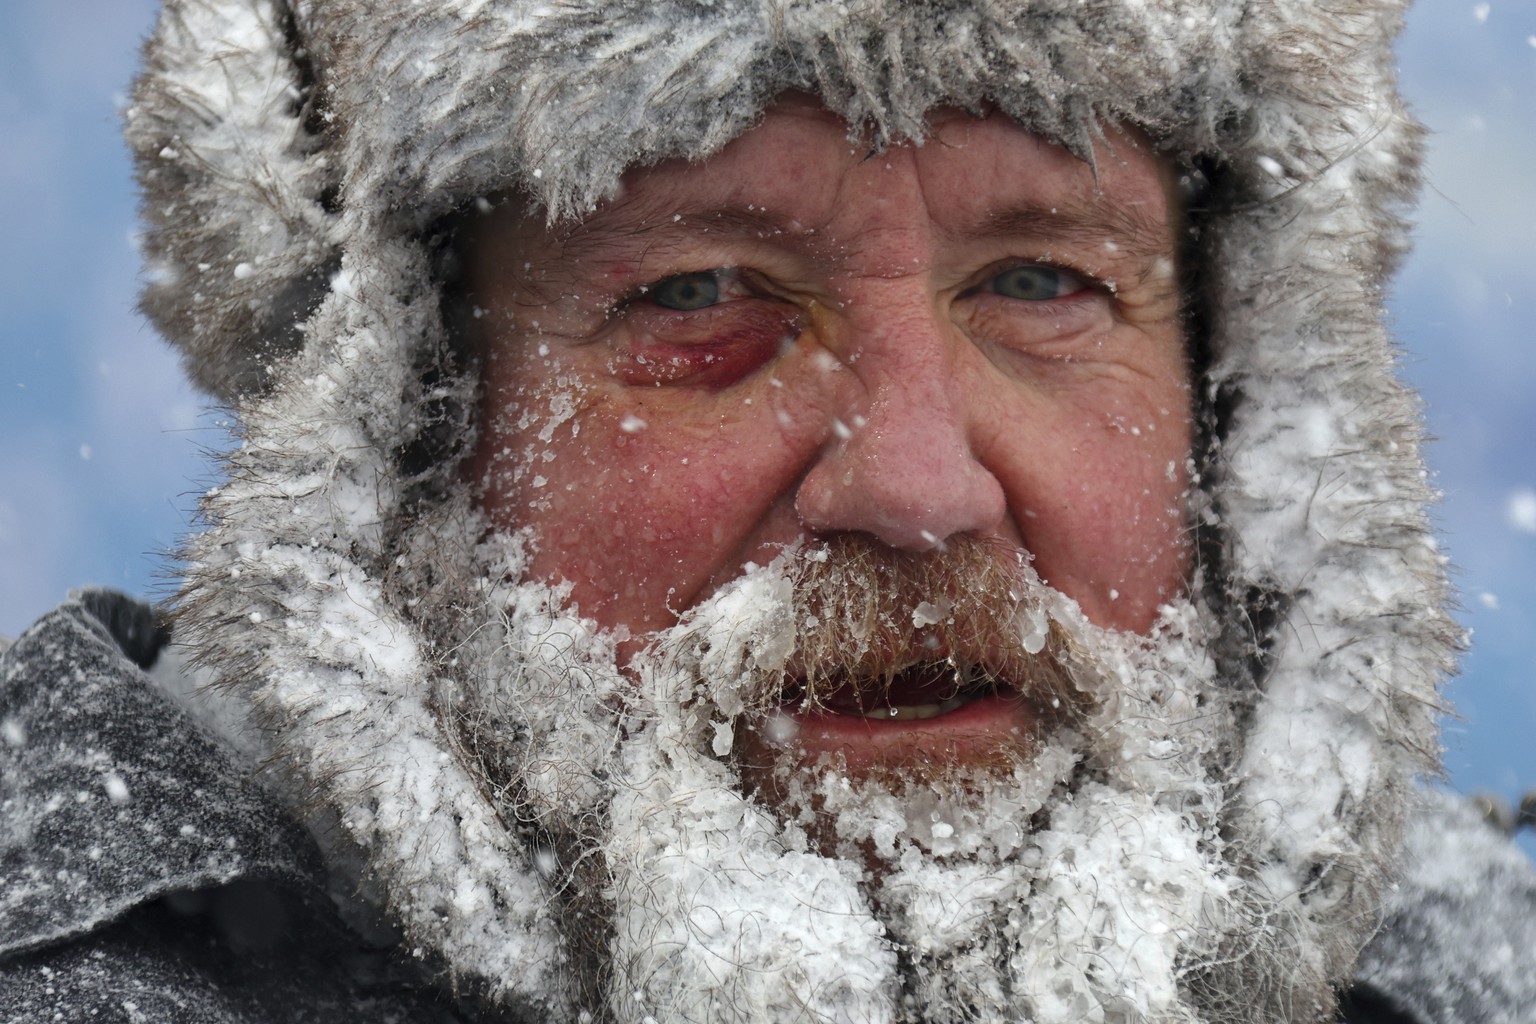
left=127, top=1, right=1457, bottom=1021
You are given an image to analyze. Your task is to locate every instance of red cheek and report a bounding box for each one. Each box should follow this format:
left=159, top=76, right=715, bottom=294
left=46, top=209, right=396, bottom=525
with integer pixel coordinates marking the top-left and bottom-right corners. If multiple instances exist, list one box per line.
left=611, top=304, right=802, bottom=389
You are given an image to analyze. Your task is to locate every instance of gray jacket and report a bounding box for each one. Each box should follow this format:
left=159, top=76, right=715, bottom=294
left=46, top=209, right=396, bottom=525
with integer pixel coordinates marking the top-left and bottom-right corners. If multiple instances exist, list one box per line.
left=1, top=593, right=468, bottom=1023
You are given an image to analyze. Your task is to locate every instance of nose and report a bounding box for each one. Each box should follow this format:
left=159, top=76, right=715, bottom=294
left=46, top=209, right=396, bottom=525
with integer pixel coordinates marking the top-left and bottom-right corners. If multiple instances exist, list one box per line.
left=794, top=304, right=1007, bottom=551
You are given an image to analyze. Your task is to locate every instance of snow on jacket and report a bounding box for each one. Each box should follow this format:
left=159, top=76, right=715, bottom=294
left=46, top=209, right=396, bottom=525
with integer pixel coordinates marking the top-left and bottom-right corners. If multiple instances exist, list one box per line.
left=0, top=592, right=468, bottom=1022
left=0, top=0, right=1517, bottom=1019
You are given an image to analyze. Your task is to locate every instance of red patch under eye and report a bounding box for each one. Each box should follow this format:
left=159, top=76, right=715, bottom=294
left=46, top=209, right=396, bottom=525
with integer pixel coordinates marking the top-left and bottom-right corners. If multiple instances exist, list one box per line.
left=612, top=303, right=802, bottom=389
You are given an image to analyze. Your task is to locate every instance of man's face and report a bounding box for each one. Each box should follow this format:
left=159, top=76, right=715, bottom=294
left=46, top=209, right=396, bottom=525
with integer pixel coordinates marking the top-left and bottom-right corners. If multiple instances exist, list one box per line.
left=464, top=99, right=1191, bottom=781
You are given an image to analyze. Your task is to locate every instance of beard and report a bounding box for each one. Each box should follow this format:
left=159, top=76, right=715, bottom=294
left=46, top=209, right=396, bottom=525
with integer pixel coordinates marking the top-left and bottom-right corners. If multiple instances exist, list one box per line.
left=424, top=532, right=1343, bottom=1024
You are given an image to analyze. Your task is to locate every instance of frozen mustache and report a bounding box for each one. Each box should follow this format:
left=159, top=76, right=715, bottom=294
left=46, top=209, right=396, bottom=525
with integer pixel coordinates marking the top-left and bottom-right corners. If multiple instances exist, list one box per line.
left=643, top=534, right=1092, bottom=728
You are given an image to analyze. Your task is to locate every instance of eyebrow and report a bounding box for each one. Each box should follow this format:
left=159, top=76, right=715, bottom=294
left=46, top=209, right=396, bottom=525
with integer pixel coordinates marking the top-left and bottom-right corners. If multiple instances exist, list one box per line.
left=550, top=203, right=797, bottom=260
left=967, top=198, right=1176, bottom=261
left=548, top=194, right=1175, bottom=267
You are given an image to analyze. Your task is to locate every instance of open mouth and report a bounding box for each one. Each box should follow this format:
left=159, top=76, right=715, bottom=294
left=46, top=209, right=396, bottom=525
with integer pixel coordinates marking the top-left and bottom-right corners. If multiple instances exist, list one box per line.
left=735, top=656, right=1049, bottom=784
left=784, top=660, right=1006, bottom=722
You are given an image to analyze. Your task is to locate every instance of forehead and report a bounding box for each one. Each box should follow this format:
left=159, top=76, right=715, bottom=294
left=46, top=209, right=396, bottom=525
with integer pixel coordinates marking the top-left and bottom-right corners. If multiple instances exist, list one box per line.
left=535, top=102, right=1178, bottom=267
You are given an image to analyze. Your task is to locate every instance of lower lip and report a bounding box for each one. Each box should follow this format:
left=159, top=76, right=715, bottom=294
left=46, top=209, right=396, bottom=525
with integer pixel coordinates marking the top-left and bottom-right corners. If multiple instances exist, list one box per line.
left=752, top=691, right=1044, bottom=773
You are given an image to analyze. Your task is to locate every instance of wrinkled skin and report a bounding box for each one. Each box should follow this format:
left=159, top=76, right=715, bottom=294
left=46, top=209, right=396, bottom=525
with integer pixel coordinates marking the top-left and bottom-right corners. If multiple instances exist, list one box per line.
left=448, top=103, right=1355, bottom=1024
left=464, top=97, right=1192, bottom=777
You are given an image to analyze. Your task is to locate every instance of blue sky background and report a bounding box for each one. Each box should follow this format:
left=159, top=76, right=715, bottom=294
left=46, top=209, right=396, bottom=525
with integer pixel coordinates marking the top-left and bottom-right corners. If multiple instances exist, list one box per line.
left=3, top=1, right=1534, bottom=849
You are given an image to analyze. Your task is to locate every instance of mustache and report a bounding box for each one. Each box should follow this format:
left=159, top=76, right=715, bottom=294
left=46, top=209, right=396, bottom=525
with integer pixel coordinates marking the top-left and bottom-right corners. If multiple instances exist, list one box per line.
left=749, top=534, right=1089, bottom=720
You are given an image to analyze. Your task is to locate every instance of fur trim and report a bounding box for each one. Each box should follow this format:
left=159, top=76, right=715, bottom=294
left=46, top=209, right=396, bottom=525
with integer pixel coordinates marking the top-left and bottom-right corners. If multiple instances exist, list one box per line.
left=130, top=0, right=1459, bottom=1018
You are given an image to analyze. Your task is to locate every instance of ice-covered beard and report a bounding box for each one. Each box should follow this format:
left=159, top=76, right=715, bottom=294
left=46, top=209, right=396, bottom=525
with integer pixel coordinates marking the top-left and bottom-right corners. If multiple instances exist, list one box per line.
left=443, top=534, right=1320, bottom=1024
left=722, top=534, right=1089, bottom=853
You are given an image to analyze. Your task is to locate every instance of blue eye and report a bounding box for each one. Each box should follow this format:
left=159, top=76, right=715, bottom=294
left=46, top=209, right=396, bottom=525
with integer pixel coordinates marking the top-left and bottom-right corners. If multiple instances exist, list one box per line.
left=650, top=272, right=721, bottom=310
left=990, top=265, right=1080, bottom=301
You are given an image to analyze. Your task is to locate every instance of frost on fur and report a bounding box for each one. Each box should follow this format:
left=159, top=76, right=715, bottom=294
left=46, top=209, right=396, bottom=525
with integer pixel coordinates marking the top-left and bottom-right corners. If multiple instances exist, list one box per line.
left=146, top=0, right=1455, bottom=1020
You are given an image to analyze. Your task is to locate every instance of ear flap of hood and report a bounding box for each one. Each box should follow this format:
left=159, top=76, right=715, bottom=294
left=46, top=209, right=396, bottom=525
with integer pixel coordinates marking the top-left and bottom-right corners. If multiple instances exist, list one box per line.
left=130, top=0, right=340, bottom=399
left=127, top=0, right=1459, bottom=1013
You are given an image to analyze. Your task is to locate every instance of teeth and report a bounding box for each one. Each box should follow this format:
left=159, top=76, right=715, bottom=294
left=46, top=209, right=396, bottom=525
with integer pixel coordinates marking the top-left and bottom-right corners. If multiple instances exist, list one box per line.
left=856, top=694, right=970, bottom=721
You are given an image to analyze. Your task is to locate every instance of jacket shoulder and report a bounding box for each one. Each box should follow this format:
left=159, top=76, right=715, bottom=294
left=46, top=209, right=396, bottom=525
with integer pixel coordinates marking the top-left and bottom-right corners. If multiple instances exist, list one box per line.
left=0, top=591, right=318, bottom=957
left=1, top=592, right=472, bottom=1022
left=1350, top=788, right=1536, bottom=1024
left=0, top=882, right=467, bottom=1023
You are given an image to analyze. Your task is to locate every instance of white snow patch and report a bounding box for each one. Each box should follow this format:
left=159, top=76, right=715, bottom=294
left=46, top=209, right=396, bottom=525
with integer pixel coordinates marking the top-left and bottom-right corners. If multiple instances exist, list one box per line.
left=1506, top=487, right=1536, bottom=533
left=103, top=771, right=131, bottom=805
left=911, top=599, right=950, bottom=627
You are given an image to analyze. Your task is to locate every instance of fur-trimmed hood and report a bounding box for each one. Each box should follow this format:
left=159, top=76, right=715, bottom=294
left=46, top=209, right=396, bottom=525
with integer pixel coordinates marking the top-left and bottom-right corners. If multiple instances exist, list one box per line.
left=125, top=1, right=1458, bottom=1020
